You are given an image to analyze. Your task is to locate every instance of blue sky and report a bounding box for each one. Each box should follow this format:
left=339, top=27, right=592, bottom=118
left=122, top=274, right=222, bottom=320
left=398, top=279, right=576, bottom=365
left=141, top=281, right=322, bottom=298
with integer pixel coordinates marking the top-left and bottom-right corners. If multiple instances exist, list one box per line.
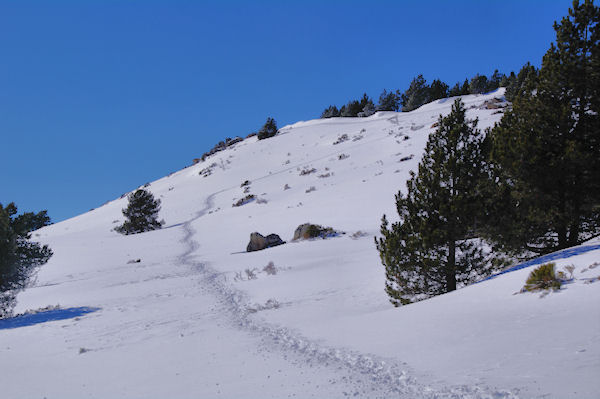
left=1, top=0, right=573, bottom=222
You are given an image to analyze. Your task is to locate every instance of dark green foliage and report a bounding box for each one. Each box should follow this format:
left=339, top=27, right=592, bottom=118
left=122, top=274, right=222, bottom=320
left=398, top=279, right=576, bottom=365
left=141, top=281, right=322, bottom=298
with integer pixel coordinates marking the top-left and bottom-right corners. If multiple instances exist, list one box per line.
left=0, top=203, right=52, bottom=317
left=116, top=189, right=164, bottom=235
left=428, top=79, right=449, bottom=101
left=376, top=99, right=490, bottom=306
left=487, top=0, right=600, bottom=255
left=448, top=78, right=471, bottom=97
left=499, top=71, right=515, bottom=88
left=401, top=74, right=430, bottom=111
left=504, top=63, right=538, bottom=102
left=257, top=117, right=278, bottom=140
left=523, top=263, right=562, bottom=292
left=469, top=74, right=489, bottom=94
left=338, top=93, right=376, bottom=117
left=488, top=69, right=505, bottom=92
left=321, top=105, right=340, bottom=118
left=359, top=95, right=376, bottom=117
left=339, top=100, right=362, bottom=117
left=377, top=89, right=401, bottom=111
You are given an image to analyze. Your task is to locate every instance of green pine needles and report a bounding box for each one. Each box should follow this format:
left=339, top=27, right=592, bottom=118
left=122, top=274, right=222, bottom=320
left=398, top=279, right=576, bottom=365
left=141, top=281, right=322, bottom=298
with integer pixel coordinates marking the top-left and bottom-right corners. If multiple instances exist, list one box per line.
left=116, top=189, right=164, bottom=235
left=523, top=263, right=562, bottom=292
left=0, top=203, right=52, bottom=317
left=376, top=99, right=491, bottom=306
left=377, top=0, right=600, bottom=306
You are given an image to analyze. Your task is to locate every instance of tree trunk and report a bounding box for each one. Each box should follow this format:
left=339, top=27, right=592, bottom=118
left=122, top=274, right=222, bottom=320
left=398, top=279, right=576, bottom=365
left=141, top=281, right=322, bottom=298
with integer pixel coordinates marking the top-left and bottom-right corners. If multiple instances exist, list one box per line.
left=446, top=240, right=457, bottom=292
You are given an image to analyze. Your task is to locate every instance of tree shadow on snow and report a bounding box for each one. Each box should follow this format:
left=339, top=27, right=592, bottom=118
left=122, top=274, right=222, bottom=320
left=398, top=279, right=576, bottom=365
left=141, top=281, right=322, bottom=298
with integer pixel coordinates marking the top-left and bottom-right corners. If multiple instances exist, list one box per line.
left=0, top=306, right=100, bottom=330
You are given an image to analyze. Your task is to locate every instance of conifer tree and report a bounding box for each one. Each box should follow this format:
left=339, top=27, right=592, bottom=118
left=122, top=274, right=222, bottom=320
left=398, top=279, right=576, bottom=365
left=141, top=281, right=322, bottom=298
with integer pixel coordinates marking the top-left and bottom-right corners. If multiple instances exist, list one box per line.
left=257, top=117, right=278, bottom=140
left=355, top=93, right=375, bottom=117
left=377, top=89, right=401, bottom=111
left=116, top=189, right=164, bottom=235
left=460, top=78, right=471, bottom=95
left=1, top=203, right=52, bottom=317
left=376, top=99, right=489, bottom=306
left=488, top=0, right=600, bottom=254
left=401, top=74, right=430, bottom=112
left=320, top=105, right=340, bottom=118
left=504, top=63, right=538, bottom=102
left=340, top=99, right=362, bottom=117
left=488, top=69, right=505, bottom=91
left=469, top=74, right=489, bottom=94
left=429, top=79, right=449, bottom=101
left=448, top=82, right=462, bottom=97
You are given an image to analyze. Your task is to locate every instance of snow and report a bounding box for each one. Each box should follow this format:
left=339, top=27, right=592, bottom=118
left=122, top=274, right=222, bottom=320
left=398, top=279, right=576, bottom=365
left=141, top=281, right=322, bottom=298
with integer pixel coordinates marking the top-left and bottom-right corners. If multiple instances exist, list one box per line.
left=2, top=89, right=599, bottom=398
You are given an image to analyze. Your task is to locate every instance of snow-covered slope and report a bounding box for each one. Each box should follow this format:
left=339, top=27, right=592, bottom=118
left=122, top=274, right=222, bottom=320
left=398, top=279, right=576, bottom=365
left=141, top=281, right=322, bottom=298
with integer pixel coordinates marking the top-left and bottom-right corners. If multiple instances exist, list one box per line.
left=2, top=89, right=599, bottom=398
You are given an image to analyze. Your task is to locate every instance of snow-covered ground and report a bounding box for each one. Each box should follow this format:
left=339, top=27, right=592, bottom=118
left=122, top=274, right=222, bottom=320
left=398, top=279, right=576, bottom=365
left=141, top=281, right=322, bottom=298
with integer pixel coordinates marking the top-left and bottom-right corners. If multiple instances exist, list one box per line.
left=2, top=89, right=599, bottom=398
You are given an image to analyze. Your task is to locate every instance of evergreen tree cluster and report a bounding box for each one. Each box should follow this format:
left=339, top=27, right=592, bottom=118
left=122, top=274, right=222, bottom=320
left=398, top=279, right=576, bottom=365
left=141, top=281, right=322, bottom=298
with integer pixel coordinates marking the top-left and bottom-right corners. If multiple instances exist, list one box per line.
left=377, top=0, right=600, bottom=306
left=257, top=117, right=278, bottom=140
left=320, top=70, right=511, bottom=117
left=0, top=203, right=52, bottom=317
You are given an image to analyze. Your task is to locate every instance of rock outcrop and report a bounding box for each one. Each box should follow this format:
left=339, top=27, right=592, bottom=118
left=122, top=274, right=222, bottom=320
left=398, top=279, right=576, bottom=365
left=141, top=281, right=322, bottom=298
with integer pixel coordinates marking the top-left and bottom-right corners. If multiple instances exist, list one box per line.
left=246, top=232, right=285, bottom=252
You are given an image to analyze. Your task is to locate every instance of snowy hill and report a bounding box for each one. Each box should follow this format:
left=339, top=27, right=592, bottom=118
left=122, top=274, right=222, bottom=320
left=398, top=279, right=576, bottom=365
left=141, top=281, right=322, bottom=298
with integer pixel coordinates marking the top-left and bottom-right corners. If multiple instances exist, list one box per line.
left=2, top=89, right=599, bottom=398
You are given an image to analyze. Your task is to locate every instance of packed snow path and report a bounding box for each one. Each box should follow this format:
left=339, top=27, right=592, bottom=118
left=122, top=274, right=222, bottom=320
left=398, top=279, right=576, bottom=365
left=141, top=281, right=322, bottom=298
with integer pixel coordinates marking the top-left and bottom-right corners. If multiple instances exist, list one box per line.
left=4, top=90, right=598, bottom=398
left=175, top=191, right=519, bottom=398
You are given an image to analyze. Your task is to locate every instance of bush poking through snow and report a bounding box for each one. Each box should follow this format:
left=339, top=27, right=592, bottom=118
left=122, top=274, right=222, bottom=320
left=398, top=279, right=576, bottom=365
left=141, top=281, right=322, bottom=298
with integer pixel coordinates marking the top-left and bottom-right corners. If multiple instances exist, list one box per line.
left=299, top=168, right=317, bottom=176
left=232, top=195, right=256, bottom=207
left=333, top=134, right=349, bottom=145
left=523, top=263, right=562, bottom=292
left=564, top=265, right=575, bottom=279
left=263, top=261, right=277, bottom=275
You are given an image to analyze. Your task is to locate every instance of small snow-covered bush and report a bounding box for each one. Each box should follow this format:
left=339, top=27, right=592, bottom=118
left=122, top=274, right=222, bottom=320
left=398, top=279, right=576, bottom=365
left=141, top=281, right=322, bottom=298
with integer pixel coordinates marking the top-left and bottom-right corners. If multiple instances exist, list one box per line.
left=232, top=195, right=255, bottom=207
left=523, top=262, right=561, bottom=292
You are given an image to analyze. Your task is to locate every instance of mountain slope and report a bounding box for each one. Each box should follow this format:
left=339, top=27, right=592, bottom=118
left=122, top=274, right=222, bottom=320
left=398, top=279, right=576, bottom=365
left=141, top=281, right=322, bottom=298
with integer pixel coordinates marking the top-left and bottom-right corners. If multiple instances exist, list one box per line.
left=3, top=89, right=599, bottom=398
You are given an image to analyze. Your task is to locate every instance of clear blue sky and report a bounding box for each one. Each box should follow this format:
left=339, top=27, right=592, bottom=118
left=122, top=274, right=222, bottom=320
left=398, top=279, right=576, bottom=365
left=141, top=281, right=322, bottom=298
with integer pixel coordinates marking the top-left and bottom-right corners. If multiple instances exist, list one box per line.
left=1, top=0, right=573, bottom=222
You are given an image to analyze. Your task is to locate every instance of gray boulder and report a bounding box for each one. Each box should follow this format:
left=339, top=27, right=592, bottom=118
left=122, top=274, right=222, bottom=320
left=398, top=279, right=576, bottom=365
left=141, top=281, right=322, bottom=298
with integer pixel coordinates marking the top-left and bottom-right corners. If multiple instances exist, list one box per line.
left=293, top=223, right=342, bottom=241
left=246, top=232, right=285, bottom=252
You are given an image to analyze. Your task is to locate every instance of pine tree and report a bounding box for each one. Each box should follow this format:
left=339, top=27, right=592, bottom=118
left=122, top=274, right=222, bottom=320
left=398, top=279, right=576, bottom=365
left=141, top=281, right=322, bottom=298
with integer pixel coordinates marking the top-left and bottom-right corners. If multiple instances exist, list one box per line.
left=340, top=99, right=362, bottom=117
left=460, top=78, right=471, bottom=95
left=488, top=69, right=505, bottom=92
left=377, top=89, right=401, bottom=111
left=1, top=203, right=52, bottom=317
left=448, top=82, right=462, bottom=97
left=469, top=74, right=489, bottom=94
left=488, top=0, right=600, bottom=254
left=401, top=74, right=430, bottom=112
left=320, top=105, right=340, bottom=118
left=257, top=117, right=278, bottom=140
left=504, top=63, right=538, bottom=102
left=429, top=79, right=449, bottom=101
left=116, top=189, right=164, bottom=235
left=356, top=93, right=375, bottom=117
left=499, top=71, right=514, bottom=88
left=376, top=99, right=489, bottom=306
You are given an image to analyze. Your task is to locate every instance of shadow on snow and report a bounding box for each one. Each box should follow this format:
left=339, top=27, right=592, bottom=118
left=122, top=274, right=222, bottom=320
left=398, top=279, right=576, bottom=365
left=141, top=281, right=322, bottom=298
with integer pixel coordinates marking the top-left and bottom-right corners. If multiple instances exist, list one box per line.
left=479, top=244, right=600, bottom=283
left=0, top=306, right=100, bottom=330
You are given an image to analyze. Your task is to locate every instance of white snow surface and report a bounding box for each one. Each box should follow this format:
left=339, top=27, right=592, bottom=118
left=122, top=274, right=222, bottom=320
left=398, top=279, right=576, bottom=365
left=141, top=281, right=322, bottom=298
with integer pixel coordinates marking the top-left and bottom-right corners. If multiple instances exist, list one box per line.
left=3, top=89, right=599, bottom=398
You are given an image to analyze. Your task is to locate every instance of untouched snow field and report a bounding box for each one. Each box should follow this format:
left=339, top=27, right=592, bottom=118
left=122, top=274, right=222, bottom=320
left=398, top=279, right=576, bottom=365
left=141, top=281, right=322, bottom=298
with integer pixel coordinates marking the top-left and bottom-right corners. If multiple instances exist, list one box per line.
left=3, top=89, right=599, bottom=398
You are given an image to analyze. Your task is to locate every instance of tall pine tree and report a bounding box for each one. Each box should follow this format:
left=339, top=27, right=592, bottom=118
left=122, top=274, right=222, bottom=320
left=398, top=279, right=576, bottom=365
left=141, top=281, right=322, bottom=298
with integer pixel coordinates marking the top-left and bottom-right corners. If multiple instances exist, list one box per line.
left=488, top=0, right=600, bottom=254
left=376, top=99, right=489, bottom=306
left=401, top=74, right=430, bottom=112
